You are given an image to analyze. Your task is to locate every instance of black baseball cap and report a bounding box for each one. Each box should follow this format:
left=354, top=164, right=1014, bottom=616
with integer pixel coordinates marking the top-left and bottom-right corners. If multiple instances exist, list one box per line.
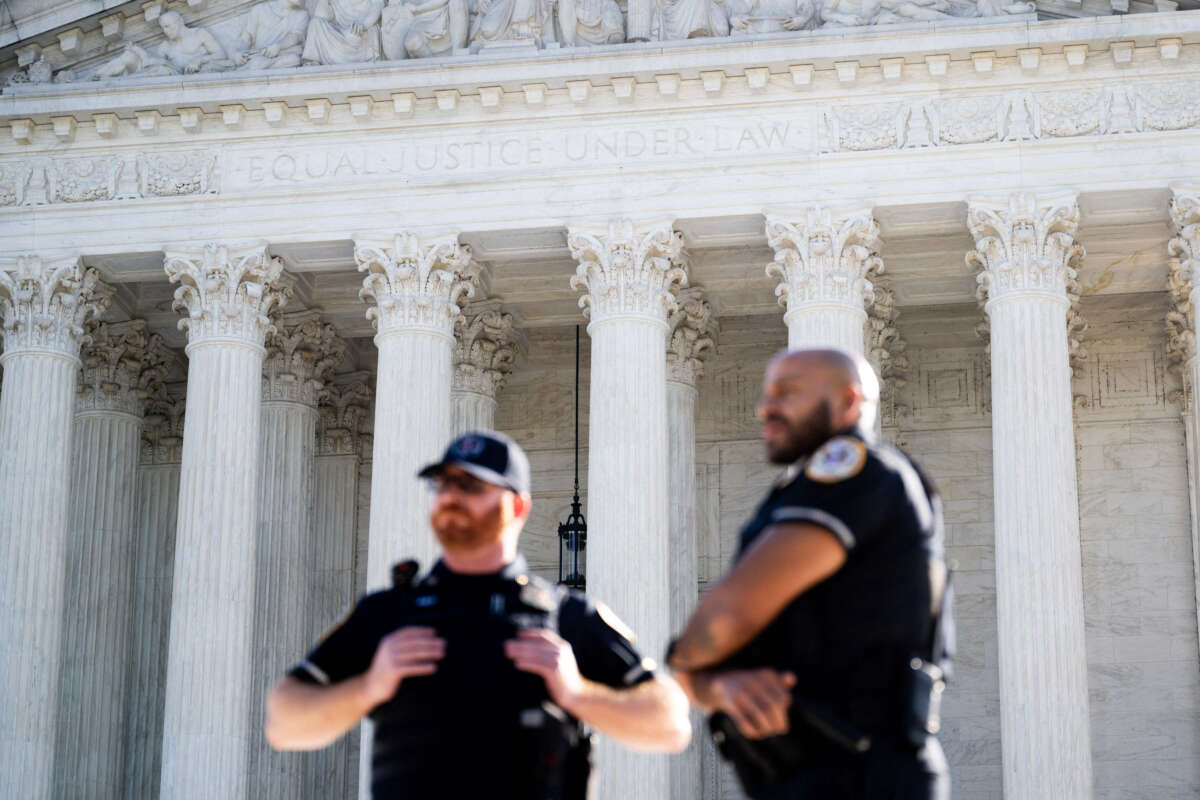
left=417, top=431, right=531, bottom=495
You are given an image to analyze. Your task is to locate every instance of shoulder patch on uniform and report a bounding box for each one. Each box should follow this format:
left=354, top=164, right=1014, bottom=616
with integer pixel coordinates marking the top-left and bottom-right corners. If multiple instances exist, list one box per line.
left=595, top=602, right=637, bottom=644
left=805, top=436, right=868, bottom=484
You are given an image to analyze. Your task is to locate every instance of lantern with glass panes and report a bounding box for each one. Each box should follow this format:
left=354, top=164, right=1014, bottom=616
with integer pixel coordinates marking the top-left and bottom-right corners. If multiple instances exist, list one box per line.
left=558, top=326, right=587, bottom=589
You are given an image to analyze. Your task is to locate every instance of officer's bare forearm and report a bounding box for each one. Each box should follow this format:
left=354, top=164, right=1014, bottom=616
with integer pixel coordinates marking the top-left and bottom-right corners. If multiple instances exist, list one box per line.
left=563, top=675, right=691, bottom=753
left=264, top=675, right=373, bottom=750
left=670, top=522, right=846, bottom=671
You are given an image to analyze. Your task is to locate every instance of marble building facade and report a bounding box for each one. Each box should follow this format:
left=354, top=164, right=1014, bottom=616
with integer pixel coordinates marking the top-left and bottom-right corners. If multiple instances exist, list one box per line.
left=1, top=1, right=1200, bottom=799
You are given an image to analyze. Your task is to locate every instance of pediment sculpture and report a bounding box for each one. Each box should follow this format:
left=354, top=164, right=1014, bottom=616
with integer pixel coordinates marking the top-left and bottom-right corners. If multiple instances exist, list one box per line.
left=235, top=0, right=311, bottom=70
left=56, top=0, right=1046, bottom=83
left=302, top=0, right=385, bottom=65
left=92, top=10, right=233, bottom=79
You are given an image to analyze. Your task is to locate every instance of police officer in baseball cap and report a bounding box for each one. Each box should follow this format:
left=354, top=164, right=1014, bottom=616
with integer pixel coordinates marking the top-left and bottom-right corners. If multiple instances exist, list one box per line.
left=265, top=431, right=691, bottom=799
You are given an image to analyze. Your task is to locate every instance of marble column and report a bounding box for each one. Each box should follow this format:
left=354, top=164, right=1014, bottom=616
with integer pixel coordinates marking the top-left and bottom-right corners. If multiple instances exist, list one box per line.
left=355, top=233, right=477, bottom=581
left=55, top=321, right=171, bottom=799
left=967, top=192, right=1093, bottom=800
left=0, top=256, right=111, bottom=800
left=249, top=310, right=345, bottom=800
left=765, top=205, right=882, bottom=355
left=125, top=386, right=185, bottom=800
left=866, top=279, right=910, bottom=434
left=665, top=287, right=715, bottom=800
left=452, top=303, right=520, bottom=435
left=1165, top=184, right=1200, bottom=659
left=159, top=242, right=287, bottom=800
left=569, top=218, right=686, bottom=800
left=306, top=375, right=373, bottom=800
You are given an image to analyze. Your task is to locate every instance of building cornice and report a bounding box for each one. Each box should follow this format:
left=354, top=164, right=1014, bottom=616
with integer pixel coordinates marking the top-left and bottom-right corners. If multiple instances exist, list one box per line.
left=2, top=13, right=1196, bottom=138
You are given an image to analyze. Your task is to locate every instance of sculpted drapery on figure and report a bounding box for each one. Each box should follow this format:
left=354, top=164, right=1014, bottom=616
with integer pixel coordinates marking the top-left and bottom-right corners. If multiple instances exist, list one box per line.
left=236, top=0, right=311, bottom=70
left=92, top=11, right=231, bottom=79
left=653, top=0, right=730, bottom=40
left=559, top=0, right=625, bottom=46
left=727, top=0, right=817, bottom=35
left=469, top=0, right=557, bottom=47
left=382, top=0, right=470, bottom=59
left=302, top=0, right=385, bottom=64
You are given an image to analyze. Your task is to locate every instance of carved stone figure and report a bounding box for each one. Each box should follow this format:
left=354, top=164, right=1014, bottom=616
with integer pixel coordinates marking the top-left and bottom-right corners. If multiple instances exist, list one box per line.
left=974, top=0, right=1036, bottom=14
left=727, top=0, right=816, bottom=35
left=558, top=0, right=625, bottom=46
left=652, top=0, right=730, bottom=40
left=92, top=11, right=231, bottom=79
left=235, top=0, right=310, bottom=69
left=302, top=0, right=384, bottom=64
left=469, top=0, right=556, bottom=46
left=381, top=0, right=469, bottom=59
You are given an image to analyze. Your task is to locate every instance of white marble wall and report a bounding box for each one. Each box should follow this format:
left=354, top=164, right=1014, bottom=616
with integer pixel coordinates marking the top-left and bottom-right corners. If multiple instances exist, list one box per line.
left=1072, top=296, right=1200, bottom=800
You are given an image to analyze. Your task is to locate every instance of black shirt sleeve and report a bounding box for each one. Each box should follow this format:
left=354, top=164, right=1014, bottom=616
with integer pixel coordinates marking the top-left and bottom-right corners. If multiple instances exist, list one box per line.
left=289, top=592, right=391, bottom=686
left=767, top=451, right=898, bottom=554
left=559, top=594, right=657, bottom=689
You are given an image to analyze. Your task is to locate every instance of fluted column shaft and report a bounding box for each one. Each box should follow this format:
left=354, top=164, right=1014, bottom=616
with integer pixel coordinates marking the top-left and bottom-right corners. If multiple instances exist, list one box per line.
left=56, top=408, right=143, bottom=796
left=307, top=451, right=362, bottom=800
left=159, top=243, right=285, bottom=800
left=666, top=377, right=702, bottom=800
left=452, top=389, right=497, bottom=433
left=570, top=219, right=685, bottom=800
left=356, top=234, right=475, bottom=582
left=56, top=320, right=167, bottom=799
left=124, top=459, right=181, bottom=800
left=250, top=311, right=344, bottom=800
left=0, top=257, right=109, bottom=800
left=765, top=206, right=882, bottom=355
left=969, top=193, right=1092, bottom=800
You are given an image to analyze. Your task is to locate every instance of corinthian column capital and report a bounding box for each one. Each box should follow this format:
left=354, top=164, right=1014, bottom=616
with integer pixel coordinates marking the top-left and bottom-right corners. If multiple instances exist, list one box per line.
left=764, top=205, right=882, bottom=315
left=76, top=319, right=174, bottom=417
left=967, top=191, right=1084, bottom=307
left=0, top=255, right=113, bottom=359
left=667, top=288, right=717, bottom=387
left=453, top=305, right=522, bottom=398
left=317, top=373, right=373, bottom=457
left=262, top=310, right=345, bottom=406
left=1166, top=187, right=1200, bottom=391
left=355, top=233, right=477, bottom=339
left=568, top=218, right=687, bottom=326
left=163, top=242, right=288, bottom=349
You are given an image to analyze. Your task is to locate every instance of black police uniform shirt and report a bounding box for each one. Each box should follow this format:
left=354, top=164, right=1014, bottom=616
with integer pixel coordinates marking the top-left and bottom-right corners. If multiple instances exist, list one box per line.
left=290, top=555, right=656, bottom=799
left=726, top=427, right=947, bottom=741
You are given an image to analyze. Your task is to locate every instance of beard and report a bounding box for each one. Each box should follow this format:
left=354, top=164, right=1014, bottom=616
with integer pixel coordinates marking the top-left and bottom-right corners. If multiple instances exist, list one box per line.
left=431, top=502, right=505, bottom=552
left=764, top=398, right=835, bottom=465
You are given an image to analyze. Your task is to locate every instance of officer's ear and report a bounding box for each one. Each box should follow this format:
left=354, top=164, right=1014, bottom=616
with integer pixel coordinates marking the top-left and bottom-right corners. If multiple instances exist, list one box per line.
left=511, top=491, right=532, bottom=521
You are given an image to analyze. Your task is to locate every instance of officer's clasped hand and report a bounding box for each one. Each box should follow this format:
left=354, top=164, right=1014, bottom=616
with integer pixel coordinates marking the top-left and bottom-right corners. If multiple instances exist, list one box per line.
left=707, top=668, right=797, bottom=741
left=504, top=628, right=586, bottom=711
left=363, top=626, right=447, bottom=708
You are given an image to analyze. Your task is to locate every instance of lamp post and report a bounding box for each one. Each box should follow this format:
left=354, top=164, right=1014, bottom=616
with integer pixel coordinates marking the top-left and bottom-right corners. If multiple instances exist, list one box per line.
left=558, top=326, right=587, bottom=589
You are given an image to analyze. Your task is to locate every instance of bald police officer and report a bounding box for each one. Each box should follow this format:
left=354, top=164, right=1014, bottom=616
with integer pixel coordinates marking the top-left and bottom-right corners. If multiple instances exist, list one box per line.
left=668, top=349, right=953, bottom=800
left=265, top=431, right=691, bottom=799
